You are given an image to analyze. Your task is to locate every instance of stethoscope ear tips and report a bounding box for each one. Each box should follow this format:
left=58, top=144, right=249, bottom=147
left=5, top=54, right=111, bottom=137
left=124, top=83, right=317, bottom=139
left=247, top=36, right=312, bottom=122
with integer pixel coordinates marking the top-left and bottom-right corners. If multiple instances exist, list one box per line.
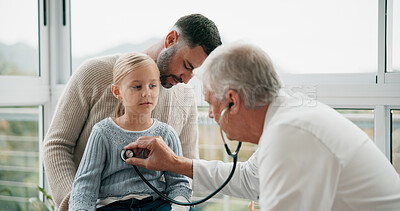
left=121, top=149, right=135, bottom=161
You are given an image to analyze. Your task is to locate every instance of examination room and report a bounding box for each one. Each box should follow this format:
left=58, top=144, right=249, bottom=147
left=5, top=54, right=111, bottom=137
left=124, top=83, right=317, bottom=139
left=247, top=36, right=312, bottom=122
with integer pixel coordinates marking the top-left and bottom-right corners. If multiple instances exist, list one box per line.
left=1, top=0, right=400, bottom=210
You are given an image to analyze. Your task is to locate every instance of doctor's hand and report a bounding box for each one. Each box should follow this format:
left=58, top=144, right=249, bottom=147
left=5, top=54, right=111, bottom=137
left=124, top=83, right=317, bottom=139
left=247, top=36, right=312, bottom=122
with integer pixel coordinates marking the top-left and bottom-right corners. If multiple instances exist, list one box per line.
left=124, top=136, right=194, bottom=178
left=124, top=136, right=176, bottom=171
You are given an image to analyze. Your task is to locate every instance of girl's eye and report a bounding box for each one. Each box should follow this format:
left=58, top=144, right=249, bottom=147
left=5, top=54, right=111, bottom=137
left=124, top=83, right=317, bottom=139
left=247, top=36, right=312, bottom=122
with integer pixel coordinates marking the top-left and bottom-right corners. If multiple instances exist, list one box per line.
left=133, top=86, right=141, bottom=89
left=150, top=84, right=157, bottom=88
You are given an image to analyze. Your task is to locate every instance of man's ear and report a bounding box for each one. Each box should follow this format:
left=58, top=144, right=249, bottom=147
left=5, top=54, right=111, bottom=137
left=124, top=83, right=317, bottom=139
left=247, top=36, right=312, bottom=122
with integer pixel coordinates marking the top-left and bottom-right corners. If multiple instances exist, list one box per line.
left=111, top=84, right=121, bottom=100
left=164, top=30, right=179, bottom=48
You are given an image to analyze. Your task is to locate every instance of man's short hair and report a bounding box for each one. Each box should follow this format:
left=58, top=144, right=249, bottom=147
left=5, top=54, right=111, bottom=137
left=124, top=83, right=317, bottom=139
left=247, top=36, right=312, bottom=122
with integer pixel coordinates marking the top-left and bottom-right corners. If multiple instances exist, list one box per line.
left=174, top=14, right=222, bottom=55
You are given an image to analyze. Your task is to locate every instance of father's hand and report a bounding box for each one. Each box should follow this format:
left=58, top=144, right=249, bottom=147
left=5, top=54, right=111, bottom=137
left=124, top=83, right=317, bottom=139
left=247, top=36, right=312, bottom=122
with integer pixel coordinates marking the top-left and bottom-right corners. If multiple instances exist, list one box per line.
left=124, top=136, right=194, bottom=178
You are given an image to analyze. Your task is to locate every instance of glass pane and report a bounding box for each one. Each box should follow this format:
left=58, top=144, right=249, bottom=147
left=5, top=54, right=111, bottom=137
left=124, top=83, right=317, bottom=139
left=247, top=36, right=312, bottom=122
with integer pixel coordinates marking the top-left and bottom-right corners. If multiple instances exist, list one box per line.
left=335, top=109, right=374, bottom=141
left=71, top=0, right=377, bottom=75
left=392, top=110, right=400, bottom=174
left=0, top=106, right=40, bottom=210
left=392, top=0, right=400, bottom=72
left=0, top=1, right=39, bottom=76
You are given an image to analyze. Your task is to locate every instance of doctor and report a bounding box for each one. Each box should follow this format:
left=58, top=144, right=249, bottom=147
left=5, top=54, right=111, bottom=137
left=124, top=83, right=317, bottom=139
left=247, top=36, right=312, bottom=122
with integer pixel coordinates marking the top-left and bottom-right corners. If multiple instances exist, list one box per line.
left=125, top=42, right=400, bottom=210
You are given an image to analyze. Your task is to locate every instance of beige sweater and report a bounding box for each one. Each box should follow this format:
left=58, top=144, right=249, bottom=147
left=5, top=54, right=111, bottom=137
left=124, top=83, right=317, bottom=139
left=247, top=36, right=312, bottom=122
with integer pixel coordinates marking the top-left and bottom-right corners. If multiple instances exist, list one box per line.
left=42, top=54, right=199, bottom=211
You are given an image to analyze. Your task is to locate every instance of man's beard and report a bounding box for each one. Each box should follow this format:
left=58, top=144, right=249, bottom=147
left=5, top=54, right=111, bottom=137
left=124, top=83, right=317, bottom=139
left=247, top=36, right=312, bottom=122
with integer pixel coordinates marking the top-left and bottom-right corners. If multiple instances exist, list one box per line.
left=157, top=45, right=181, bottom=88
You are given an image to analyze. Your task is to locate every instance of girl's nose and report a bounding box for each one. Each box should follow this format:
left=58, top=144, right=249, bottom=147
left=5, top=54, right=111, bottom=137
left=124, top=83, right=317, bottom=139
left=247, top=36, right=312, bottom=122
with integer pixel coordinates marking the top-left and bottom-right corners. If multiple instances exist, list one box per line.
left=142, top=88, right=151, bottom=97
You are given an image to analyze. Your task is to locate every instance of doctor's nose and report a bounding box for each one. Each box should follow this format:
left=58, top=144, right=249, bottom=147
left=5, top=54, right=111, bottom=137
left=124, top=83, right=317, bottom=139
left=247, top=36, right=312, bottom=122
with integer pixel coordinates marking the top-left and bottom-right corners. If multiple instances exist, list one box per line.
left=208, top=110, right=214, bottom=119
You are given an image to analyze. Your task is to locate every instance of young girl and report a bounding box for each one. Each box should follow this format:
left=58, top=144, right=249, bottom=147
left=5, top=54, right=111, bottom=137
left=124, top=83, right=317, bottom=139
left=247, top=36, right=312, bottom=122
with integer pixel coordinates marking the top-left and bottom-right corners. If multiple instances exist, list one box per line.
left=69, top=52, right=193, bottom=211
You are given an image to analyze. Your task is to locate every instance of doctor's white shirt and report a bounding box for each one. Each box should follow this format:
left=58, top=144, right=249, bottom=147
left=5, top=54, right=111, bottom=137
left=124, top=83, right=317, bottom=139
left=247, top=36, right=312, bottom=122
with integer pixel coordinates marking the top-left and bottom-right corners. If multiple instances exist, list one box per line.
left=193, top=91, right=400, bottom=211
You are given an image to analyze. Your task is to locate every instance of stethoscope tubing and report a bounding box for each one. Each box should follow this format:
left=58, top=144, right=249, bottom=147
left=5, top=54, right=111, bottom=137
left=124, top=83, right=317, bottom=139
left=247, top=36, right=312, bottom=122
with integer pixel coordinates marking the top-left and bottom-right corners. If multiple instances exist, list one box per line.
left=131, top=141, right=241, bottom=206
left=125, top=104, right=241, bottom=206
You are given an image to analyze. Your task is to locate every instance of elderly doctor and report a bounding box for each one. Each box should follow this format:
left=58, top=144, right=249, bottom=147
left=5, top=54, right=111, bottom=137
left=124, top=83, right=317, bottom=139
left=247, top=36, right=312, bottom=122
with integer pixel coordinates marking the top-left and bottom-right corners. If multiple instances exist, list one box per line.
left=125, top=42, right=400, bottom=210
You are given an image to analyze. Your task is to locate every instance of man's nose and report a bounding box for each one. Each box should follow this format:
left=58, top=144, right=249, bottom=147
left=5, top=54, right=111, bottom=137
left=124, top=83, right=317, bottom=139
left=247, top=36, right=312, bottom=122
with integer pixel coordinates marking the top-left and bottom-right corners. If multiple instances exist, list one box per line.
left=180, top=72, right=193, bottom=84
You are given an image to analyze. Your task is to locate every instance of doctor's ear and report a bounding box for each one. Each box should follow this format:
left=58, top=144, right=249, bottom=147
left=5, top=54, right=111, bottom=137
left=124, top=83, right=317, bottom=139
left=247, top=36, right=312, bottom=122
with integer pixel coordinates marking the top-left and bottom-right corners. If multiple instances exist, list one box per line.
left=111, top=84, right=122, bottom=100
left=164, top=30, right=179, bottom=48
left=226, top=90, right=240, bottom=113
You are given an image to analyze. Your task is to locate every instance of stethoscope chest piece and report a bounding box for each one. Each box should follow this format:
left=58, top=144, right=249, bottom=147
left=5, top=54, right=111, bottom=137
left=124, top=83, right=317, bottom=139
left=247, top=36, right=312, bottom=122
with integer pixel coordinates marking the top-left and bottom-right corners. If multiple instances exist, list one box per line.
left=118, top=104, right=241, bottom=206
left=121, top=149, right=135, bottom=161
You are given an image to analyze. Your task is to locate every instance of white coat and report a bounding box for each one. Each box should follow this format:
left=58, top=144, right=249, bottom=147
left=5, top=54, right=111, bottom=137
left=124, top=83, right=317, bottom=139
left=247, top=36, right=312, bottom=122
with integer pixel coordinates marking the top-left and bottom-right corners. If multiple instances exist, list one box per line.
left=193, top=91, right=400, bottom=211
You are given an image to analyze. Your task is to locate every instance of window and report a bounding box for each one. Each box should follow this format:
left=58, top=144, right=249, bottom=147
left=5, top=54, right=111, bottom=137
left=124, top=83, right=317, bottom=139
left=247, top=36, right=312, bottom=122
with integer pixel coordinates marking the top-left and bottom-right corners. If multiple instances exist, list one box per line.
left=0, top=107, right=40, bottom=210
left=70, top=0, right=377, bottom=74
left=0, top=0, right=48, bottom=210
left=0, top=0, right=39, bottom=76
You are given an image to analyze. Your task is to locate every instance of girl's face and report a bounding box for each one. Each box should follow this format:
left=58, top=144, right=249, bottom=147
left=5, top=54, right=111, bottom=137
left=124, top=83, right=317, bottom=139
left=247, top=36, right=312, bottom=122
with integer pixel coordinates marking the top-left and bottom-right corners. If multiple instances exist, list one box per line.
left=116, top=63, right=160, bottom=115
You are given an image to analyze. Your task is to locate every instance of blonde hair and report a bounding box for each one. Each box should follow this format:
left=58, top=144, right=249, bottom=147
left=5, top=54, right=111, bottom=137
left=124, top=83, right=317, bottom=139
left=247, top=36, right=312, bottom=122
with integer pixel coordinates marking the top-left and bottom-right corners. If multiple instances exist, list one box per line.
left=113, top=52, right=157, bottom=117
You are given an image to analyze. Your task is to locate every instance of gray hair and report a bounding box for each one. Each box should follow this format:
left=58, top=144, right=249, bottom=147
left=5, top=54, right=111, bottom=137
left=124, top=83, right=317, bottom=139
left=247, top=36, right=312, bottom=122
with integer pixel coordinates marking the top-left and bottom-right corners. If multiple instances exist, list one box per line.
left=195, top=42, right=282, bottom=109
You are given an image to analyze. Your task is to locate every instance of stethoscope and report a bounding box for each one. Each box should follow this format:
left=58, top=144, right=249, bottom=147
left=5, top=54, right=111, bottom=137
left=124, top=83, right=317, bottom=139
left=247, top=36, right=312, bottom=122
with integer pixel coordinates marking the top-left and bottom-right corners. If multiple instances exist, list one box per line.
left=121, top=102, right=242, bottom=206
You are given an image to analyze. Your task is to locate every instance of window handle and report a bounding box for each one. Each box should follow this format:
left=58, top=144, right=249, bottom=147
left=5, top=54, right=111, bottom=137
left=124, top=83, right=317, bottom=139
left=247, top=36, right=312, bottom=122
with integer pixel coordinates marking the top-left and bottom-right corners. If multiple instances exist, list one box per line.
left=43, top=0, right=47, bottom=26
left=62, top=0, right=66, bottom=26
